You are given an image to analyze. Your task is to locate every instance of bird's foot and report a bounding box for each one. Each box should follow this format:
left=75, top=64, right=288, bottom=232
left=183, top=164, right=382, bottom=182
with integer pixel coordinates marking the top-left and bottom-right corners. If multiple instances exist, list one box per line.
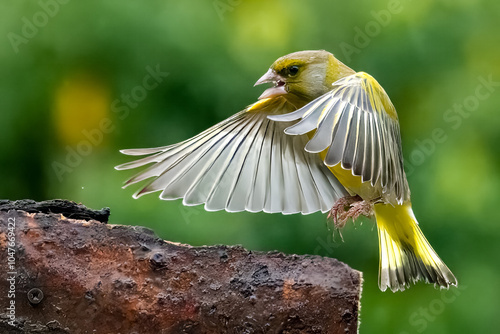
left=327, top=195, right=374, bottom=229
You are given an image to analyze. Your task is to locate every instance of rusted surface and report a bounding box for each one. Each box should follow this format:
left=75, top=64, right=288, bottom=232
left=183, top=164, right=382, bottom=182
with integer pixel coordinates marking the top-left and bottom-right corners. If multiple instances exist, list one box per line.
left=0, top=199, right=110, bottom=223
left=0, top=200, right=362, bottom=333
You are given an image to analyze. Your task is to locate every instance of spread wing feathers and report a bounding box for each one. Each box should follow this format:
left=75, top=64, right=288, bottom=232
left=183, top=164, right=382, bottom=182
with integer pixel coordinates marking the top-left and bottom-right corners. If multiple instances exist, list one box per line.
left=268, top=72, right=409, bottom=204
left=115, top=110, right=348, bottom=214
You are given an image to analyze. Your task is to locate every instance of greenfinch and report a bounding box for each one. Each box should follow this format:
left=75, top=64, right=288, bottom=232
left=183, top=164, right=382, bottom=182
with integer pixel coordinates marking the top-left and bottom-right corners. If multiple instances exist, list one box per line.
left=116, top=50, right=457, bottom=292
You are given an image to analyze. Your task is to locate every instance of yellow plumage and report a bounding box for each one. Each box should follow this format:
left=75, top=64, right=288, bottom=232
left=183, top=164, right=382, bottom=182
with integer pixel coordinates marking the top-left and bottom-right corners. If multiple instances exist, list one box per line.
left=319, top=144, right=456, bottom=291
left=374, top=202, right=456, bottom=291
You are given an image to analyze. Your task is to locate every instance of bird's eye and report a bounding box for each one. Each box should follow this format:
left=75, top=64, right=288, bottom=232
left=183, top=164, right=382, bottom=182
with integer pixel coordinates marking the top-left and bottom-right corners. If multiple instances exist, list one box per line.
left=288, top=65, right=299, bottom=76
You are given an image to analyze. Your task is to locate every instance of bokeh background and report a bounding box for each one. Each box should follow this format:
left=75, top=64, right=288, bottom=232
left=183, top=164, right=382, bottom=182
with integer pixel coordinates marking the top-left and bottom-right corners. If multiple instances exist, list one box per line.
left=2, top=0, right=499, bottom=332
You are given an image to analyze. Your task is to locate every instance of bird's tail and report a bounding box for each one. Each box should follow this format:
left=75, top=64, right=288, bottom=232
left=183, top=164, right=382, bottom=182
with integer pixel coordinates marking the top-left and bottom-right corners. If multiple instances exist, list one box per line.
left=374, top=202, right=457, bottom=292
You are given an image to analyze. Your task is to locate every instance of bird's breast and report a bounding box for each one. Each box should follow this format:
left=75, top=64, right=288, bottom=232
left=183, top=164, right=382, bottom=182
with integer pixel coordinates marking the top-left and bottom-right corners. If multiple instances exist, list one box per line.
left=317, top=143, right=381, bottom=201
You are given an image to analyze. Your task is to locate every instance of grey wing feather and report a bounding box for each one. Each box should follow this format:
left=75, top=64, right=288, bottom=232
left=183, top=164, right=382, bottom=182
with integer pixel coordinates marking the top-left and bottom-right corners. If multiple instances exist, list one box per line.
left=116, top=110, right=348, bottom=214
left=269, top=72, right=410, bottom=205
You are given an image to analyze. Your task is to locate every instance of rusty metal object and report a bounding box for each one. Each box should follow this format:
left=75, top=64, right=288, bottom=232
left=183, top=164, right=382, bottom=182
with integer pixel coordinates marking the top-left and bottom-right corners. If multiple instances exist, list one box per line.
left=0, top=200, right=362, bottom=333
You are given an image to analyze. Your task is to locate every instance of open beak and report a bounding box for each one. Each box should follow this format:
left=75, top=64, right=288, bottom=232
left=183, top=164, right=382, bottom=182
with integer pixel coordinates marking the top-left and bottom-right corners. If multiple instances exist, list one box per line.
left=254, top=68, right=287, bottom=100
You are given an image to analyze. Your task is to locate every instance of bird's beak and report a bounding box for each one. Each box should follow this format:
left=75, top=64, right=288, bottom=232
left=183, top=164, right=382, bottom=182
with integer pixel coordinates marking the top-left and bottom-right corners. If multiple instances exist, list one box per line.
left=254, top=68, right=287, bottom=100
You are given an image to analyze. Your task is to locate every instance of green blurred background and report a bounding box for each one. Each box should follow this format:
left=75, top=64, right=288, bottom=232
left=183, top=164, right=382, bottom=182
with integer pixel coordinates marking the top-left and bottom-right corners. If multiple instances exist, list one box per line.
left=1, top=0, right=499, bottom=332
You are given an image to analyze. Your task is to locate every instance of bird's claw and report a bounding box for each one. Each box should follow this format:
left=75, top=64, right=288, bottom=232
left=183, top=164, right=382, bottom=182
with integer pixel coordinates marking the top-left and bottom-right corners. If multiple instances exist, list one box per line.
left=328, top=195, right=373, bottom=229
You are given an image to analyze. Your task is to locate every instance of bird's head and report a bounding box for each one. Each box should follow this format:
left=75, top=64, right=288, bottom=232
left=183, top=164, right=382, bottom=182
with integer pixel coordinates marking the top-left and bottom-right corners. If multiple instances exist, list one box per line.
left=255, top=50, right=355, bottom=107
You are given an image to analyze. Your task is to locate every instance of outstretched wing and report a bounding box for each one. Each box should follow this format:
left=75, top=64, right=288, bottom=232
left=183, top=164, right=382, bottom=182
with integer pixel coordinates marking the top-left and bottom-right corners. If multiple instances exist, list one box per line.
left=116, top=99, right=348, bottom=214
left=269, top=72, right=409, bottom=204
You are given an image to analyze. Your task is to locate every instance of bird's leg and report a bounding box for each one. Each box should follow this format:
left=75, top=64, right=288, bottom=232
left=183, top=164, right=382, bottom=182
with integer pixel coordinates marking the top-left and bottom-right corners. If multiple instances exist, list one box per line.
left=327, top=195, right=361, bottom=228
left=328, top=195, right=374, bottom=229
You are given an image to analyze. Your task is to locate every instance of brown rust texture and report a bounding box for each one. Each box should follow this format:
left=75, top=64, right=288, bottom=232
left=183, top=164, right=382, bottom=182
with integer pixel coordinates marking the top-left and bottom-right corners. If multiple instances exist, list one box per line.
left=0, top=200, right=362, bottom=334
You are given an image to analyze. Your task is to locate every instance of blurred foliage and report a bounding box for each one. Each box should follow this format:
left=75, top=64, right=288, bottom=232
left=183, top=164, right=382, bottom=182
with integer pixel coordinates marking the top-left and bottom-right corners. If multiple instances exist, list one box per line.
left=1, top=0, right=499, bottom=333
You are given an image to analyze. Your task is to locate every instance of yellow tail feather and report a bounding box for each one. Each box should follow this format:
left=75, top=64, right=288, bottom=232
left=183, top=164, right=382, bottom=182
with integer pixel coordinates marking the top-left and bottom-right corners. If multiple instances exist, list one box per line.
left=374, top=202, right=457, bottom=292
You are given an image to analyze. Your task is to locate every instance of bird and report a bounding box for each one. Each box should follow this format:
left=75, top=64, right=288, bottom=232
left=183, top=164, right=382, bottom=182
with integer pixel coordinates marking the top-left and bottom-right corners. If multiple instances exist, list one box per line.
left=115, top=50, right=457, bottom=292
